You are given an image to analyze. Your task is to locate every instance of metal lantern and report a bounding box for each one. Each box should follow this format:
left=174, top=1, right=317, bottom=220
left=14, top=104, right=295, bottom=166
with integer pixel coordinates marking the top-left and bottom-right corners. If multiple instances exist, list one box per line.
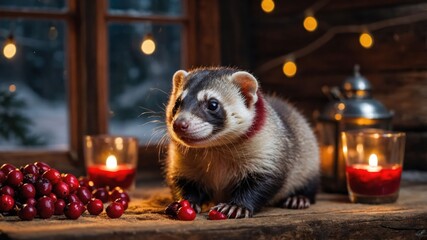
left=316, top=66, right=393, bottom=193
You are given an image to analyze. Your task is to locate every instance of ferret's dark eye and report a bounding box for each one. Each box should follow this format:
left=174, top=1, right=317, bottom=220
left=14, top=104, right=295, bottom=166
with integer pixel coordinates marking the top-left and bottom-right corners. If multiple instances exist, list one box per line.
left=207, top=98, right=219, bottom=111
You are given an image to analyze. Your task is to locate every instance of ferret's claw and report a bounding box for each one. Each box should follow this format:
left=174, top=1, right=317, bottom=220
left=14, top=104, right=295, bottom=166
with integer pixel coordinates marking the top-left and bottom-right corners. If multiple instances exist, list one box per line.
left=212, top=203, right=253, bottom=218
left=282, top=196, right=310, bottom=209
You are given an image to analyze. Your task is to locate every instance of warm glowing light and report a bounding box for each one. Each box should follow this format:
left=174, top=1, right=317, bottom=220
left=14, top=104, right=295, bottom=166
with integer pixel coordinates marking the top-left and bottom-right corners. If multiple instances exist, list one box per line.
left=106, top=155, right=118, bottom=169
left=261, top=0, right=275, bottom=13
left=8, top=84, right=16, bottom=92
left=334, top=113, right=342, bottom=121
left=115, top=137, right=124, bottom=150
left=337, top=103, right=345, bottom=111
left=359, top=32, right=374, bottom=49
left=342, top=145, right=348, bottom=154
left=282, top=60, right=297, bottom=77
left=303, top=15, right=318, bottom=32
left=356, top=143, right=364, bottom=154
left=3, top=42, right=17, bottom=59
left=141, top=35, right=156, bottom=55
left=369, top=154, right=378, bottom=167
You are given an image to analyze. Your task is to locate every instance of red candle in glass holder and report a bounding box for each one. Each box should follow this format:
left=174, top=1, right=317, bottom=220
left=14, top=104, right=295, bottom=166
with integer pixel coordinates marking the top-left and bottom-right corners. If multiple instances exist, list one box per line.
left=346, top=154, right=402, bottom=196
left=87, top=154, right=136, bottom=189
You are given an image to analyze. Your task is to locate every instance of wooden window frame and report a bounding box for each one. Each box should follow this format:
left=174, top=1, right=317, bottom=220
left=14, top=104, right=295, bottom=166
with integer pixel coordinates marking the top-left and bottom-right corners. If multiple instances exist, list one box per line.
left=0, top=0, right=220, bottom=175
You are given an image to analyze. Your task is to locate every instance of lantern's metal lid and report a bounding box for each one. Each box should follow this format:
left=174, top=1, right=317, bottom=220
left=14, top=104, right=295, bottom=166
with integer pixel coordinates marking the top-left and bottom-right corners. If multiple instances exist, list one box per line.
left=341, top=65, right=372, bottom=98
left=319, top=65, right=393, bottom=121
left=319, top=99, right=393, bottom=120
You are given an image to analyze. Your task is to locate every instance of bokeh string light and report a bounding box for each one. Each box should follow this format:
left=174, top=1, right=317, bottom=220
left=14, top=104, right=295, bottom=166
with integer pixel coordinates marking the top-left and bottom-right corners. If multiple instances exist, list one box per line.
left=261, top=0, right=275, bottom=13
left=140, top=33, right=156, bottom=55
left=359, top=32, right=374, bottom=49
left=282, top=60, right=297, bottom=77
left=256, top=3, right=427, bottom=78
left=303, top=14, right=318, bottom=32
left=2, top=35, right=17, bottom=59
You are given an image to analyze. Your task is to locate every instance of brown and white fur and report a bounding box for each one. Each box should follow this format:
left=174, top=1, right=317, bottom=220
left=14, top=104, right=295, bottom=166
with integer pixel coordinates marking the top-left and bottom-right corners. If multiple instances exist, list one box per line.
left=164, top=67, right=319, bottom=218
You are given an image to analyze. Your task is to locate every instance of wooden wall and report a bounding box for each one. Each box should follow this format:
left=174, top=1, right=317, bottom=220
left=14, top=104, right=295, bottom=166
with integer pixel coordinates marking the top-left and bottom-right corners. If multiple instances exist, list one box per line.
left=219, top=0, right=427, bottom=170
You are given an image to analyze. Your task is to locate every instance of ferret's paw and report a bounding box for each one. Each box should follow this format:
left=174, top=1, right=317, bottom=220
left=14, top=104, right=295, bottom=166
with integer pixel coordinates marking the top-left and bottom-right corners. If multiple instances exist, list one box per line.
left=211, top=203, right=253, bottom=218
left=281, top=195, right=310, bottom=209
left=190, top=203, right=202, bottom=213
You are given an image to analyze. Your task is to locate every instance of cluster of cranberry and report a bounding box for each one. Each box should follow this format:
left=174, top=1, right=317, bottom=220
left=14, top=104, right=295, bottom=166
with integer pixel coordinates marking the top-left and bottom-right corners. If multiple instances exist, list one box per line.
left=164, top=200, right=196, bottom=221
left=0, top=162, right=130, bottom=220
left=164, top=200, right=227, bottom=221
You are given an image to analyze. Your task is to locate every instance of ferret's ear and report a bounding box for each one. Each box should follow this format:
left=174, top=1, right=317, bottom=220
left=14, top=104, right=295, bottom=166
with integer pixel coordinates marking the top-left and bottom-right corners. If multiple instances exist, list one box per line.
left=172, top=70, right=188, bottom=93
left=231, top=71, right=259, bottom=107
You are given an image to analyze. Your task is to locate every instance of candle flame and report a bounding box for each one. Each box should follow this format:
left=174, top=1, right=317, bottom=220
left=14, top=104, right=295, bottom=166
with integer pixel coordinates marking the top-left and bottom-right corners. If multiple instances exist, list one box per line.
left=106, top=154, right=118, bottom=169
left=368, top=154, right=378, bottom=167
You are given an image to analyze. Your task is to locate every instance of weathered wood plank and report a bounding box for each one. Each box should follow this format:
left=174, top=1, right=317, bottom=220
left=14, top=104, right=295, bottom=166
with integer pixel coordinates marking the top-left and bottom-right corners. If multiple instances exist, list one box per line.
left=0, top=182, right=426, bottom=240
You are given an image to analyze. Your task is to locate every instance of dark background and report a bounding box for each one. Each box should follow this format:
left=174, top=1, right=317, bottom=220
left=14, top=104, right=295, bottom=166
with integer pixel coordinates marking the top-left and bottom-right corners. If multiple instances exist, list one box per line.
left=219, top=0, right=427, bottom=170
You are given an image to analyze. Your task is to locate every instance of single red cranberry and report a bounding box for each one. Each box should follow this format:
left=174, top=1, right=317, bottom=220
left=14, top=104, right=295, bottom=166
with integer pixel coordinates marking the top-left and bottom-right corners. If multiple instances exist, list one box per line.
left=0, top=194, right=15, bottom=212
left=19, top=183, right=36, bottom=199
left=76, top=187, right=92, bottom=204
left=93, top=188, right=109, bottom=203
left=1, top=163, right=16, bottom=175
left=78, top=177, right=95, bottom=191
left=208, top=209, right=227, bottom=220
left=114, top=198, right=128, bottom=210
left=0, top=171, right=5, bottom=184
left=48, top=193, right=58, bottom=203
left=64, top=202, right=83, bottom=220
left=34, top=162, right=50, bottom=174
left=87, top=198, right=103, bottom=215
left=110, top=188, right=130, bottom=202
left=42, top=169, right=61, bottom=185
left=23, top=174, right=37, bottom=184
left=35, top=178, right=52, bottom=196
left=36, top=196, right=54, bottom=219
left=23, top=164, right=39, bottom=176
left=61, top=174, right=79, bottom=193
left=53, top=181, right=70, bottom=199
left=177, top=206, right=196, bottom=221
left=106, top=202, right=124, bottom=218
left=178, top=199, right=191, bottom=208
left=54, top=199, right=66, bottom=215
left=6, top=169, right=24, bottom=187
left=18, top=204, right=37, bottom=221
left=25, top=198, right=37, bottom=206
left=0, top=186, right=15, bottom=197
left=165, top=201, right=180, bottom=217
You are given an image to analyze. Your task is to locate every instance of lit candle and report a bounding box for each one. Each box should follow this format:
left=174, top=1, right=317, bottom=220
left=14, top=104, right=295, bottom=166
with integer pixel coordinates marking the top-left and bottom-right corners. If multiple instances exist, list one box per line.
left=342, top=129, right=405, bottom=204
left=84, top=135, right=138, bottom=190
left=346, top=153, right=402, bottom=196
left=106, top=154, right=118, bottom=169
left=367, top=153, right=381, bottom=172
left=87, top=154, right=136, bottom=189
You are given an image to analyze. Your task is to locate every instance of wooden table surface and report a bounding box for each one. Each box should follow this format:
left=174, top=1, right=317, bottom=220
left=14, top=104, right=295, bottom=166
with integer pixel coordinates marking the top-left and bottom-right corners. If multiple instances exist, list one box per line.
left=1, top=174, right=426, bottom=240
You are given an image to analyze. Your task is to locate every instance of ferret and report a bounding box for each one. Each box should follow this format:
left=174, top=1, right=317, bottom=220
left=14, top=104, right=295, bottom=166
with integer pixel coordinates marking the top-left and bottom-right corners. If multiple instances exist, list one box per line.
left=164, top=67, right=319, bottom=218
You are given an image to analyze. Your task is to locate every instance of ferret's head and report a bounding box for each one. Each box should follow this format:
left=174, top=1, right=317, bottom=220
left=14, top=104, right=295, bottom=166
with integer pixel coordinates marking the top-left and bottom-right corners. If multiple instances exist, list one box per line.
left=166, top=67, right=260, bottom=148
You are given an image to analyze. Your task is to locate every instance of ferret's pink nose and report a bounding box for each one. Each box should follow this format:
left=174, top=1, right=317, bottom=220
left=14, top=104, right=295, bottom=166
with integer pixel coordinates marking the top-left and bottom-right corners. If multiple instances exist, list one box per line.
left=173, top=119, right=189, bottom=133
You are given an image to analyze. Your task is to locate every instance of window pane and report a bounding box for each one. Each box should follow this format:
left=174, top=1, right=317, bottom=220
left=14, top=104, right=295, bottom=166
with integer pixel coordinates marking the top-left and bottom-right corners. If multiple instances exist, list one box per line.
left=108, top=23, right=182, bottom=144
left=0, top=0, right=66, bottom=10
left=108, top=0, right=183, bottom=16
left=0, top=19, right=68, bottom=150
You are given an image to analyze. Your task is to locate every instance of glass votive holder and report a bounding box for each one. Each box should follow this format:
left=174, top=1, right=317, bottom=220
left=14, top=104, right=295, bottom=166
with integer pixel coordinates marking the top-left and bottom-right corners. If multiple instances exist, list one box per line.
left=84, top=135, right=138, bottom=191
left=341, top=129, right=405, bottom=204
